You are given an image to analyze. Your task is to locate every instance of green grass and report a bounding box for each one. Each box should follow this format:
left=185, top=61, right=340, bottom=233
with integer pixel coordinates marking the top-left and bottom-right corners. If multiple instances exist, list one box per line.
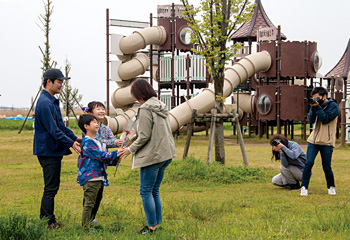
left=1, top=128, right=350, bottom=239
left=0, top=119, right=80, bottom=130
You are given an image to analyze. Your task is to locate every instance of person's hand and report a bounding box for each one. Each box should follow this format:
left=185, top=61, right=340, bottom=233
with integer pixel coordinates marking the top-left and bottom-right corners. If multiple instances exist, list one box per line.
left=72, top=141, right=81, bottom=154
left=76, top=137, right=82, bottom=143
left=273, top=142, right=284, bottom=152
left=115, top=139, right=123, bottom=147
left=118, top=147, right=131, bottom=159
left=310, top=101, right=319, bottom=107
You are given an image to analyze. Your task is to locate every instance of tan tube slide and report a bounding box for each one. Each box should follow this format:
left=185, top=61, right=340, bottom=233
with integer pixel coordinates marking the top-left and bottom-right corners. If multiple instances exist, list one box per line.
left=168, top=51, right=271, bottom=132
left=107, top=51, right=271, bottom=134
left=106, top=26, right=167, bottom=133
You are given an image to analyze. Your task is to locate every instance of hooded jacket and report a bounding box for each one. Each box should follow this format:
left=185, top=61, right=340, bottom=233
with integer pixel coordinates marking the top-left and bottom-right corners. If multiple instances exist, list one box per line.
left=129, top=97, right=176, bottom=169
left=307, top=98, right=339, bottom=147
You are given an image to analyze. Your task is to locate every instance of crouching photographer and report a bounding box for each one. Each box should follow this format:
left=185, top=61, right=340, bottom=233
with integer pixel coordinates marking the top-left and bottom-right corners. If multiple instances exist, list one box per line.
left=270, top=135, right=306, bottom=190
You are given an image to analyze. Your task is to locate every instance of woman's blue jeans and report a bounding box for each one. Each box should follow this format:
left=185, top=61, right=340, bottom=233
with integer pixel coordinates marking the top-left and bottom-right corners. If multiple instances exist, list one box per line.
left=139, top=159, right=172, bottom=227
left=301, top=143, right=335, bottom=189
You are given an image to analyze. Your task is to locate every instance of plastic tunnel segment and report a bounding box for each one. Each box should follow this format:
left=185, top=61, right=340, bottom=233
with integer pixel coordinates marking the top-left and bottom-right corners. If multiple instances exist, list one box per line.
left=118, top=53, right=150, bottom=80
left=111, top=85, right=136, bottom=109
left=233, top=93, right=256, bottom=114
left=169, top=88, right=216, bottom=132
left=119, top=26, right=167, bottom=55
left=103, top=104, right=139, bottom=134
left=168, top=51, right=271, bottom=132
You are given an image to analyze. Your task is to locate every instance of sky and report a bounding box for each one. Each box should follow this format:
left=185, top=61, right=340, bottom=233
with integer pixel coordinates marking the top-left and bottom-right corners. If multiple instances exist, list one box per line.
left=0, top=0, right=349, bottom=108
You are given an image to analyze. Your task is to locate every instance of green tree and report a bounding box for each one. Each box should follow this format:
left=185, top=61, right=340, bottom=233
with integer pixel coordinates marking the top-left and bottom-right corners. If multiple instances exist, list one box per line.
left=181, top=0, right=254, bottom=164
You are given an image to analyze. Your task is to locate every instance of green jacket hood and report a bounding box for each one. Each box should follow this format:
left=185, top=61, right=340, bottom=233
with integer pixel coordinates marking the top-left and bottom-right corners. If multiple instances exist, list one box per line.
left=140, top=97, right=168, bottom=118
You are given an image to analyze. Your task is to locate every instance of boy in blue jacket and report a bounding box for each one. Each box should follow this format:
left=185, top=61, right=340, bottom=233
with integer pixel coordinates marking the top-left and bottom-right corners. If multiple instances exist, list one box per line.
left=77, top=114, right=119, bottom=229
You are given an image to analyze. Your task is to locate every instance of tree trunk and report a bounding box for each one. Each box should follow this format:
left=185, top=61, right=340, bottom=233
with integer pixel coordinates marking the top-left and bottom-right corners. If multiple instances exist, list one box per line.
left=214, top=118, right=225, bottom=164
left=213, top=64, right=225, bottom=164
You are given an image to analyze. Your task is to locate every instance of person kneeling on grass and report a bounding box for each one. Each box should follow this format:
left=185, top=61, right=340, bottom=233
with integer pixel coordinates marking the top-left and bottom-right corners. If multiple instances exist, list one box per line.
left=270, top=135, right=306, bottom=190
left=77, top=114, right=120, bottom=231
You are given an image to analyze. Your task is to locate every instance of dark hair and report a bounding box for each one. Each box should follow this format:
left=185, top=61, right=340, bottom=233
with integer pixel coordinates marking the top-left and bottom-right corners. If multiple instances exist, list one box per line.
left=130, top=78, right=157, bottom=101
left=78, top=114, right=96, bottom=133
left=87, top=101, right=105, bottom=113
left=270, top=135, right=289, bottom=161
left=43, top=79, right=55, bottom=88
left=311, top=87, right=328, bottom=97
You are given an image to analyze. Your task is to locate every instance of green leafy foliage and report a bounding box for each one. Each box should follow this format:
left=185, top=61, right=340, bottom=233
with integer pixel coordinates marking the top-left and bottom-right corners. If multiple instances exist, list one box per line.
left=180, top=0, right=254, bottom=75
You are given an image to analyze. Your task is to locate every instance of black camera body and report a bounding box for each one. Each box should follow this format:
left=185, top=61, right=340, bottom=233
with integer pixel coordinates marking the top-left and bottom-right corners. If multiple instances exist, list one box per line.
left=308, top=97, right=321, bottom=105
left=272, top=139, right=281, bottom=146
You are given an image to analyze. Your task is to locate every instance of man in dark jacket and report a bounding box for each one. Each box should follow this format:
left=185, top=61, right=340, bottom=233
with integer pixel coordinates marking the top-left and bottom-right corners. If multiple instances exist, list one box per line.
left=301, top=87, right=339, bottom=196
left=34, top=68, right=81, bottom=228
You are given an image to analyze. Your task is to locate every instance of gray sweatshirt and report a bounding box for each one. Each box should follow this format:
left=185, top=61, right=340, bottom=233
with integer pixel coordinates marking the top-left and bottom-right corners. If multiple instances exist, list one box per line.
left=280, top=141, right=306, bottom=170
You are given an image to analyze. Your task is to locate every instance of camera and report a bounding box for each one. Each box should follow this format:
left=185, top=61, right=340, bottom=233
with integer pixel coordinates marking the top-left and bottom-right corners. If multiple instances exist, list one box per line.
left=272, top=139, right=281, bottom=146
left=307, top=97, right=321, bottom=105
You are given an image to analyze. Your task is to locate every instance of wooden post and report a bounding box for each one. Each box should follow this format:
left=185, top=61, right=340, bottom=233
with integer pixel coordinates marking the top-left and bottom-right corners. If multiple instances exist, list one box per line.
left=276, top=25, right=281, bottom=134
left=233, top=110, right=249, bottom=166
left=149, top=13, right=153, bottom=87
left=106, top=8, right=110, bottom=116
left=341, top=99, right=346, bottom=145
left=183, top=109, right=197, bottom=159
left=207, top=109, right=217, bottom=165
left=18, top=86, right=41, bottom=134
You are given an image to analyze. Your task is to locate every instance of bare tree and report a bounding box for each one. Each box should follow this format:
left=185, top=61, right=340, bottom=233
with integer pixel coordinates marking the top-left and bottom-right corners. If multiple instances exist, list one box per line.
left=58, top=58, right=83, bottom=127
left=37, top=0, right=57, bottom=72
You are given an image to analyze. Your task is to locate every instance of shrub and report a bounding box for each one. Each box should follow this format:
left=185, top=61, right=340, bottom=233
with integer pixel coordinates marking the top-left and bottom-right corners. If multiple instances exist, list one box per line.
left=0, top=120, right=34, bottom=130
left=121, top=156, right=271, bottom=186
left=0, top=214, right=47, bottom=240
left=166, top=157, right=271, bottom=185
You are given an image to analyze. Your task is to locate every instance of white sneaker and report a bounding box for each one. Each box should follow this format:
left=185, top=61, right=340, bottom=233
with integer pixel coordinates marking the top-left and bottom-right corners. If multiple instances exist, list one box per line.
left=300, top=186, right=308, bottom=196
left=328, top=187, right=336, bottom=195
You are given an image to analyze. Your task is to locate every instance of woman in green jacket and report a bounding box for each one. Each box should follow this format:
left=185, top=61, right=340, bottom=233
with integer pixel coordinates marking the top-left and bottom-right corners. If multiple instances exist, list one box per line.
left=119, top=78, right=176, bottom=234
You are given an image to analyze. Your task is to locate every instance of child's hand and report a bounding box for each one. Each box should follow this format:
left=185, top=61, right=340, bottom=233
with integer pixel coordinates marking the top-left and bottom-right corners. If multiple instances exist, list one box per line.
left=118, top=148, right=131, bottom=159
left=115, top=139, right=123, bottom=147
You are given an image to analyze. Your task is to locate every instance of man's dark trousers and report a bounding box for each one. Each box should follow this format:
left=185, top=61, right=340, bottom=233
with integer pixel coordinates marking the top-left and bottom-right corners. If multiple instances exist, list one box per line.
left=38, top=156, right=63, bottom=224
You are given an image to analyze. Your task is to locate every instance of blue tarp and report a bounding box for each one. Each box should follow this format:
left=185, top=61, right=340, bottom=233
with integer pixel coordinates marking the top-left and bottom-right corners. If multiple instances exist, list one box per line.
left=4, top=117, right=34, bottom=121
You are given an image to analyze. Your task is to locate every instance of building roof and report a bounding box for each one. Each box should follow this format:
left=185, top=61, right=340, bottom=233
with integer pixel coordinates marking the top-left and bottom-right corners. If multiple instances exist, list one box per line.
left=324, top=39, right=350, bottom=79
left=230, top=0, right=286, bottom=42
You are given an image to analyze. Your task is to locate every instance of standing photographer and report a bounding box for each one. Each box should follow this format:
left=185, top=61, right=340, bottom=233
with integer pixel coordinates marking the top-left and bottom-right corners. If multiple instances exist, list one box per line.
left=270, top=135, right=306, bottom=190
left=301, top=87, right=339, bottom=196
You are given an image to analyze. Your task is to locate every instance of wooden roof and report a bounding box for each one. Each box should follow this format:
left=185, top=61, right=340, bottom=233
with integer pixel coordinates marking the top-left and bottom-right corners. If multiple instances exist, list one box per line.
left=324, top=39, right=350, bottom=79
left=230, top=0, right=286, bottom=42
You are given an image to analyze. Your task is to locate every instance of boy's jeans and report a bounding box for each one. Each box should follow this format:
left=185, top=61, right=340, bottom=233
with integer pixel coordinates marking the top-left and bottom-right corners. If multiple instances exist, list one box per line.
left=140, top=159, right=172, bottom=227
left=38, top=156, right=63, bottom=225
left=301, top=143, right=335, bottom=189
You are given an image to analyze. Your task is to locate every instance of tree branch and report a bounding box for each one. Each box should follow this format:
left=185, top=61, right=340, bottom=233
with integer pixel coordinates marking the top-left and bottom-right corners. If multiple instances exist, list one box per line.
left=227, top=0, right=249, bottom=37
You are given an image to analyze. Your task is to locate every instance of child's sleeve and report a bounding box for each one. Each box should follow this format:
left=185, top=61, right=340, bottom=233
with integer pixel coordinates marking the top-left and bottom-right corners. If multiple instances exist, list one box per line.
left=83, top=139, right=119, bottom=162
left=99, top=126, right=117, bottom=148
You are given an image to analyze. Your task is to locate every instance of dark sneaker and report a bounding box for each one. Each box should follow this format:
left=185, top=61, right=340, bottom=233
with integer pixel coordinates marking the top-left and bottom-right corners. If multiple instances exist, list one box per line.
left=137, top=226, right=156, bottom=235
left=47, top=222, right=62, bottom=230
left=290, top=182, right=301, bottom=190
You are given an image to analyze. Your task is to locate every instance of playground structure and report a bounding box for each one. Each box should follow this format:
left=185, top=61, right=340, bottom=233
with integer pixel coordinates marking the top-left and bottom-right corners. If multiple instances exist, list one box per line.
left=104, top=1, right=350, bottom=144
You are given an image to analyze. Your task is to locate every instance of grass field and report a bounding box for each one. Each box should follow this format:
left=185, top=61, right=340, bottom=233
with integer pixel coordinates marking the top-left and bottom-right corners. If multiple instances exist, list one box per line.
left=1, top=126, right=350, bottom=239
